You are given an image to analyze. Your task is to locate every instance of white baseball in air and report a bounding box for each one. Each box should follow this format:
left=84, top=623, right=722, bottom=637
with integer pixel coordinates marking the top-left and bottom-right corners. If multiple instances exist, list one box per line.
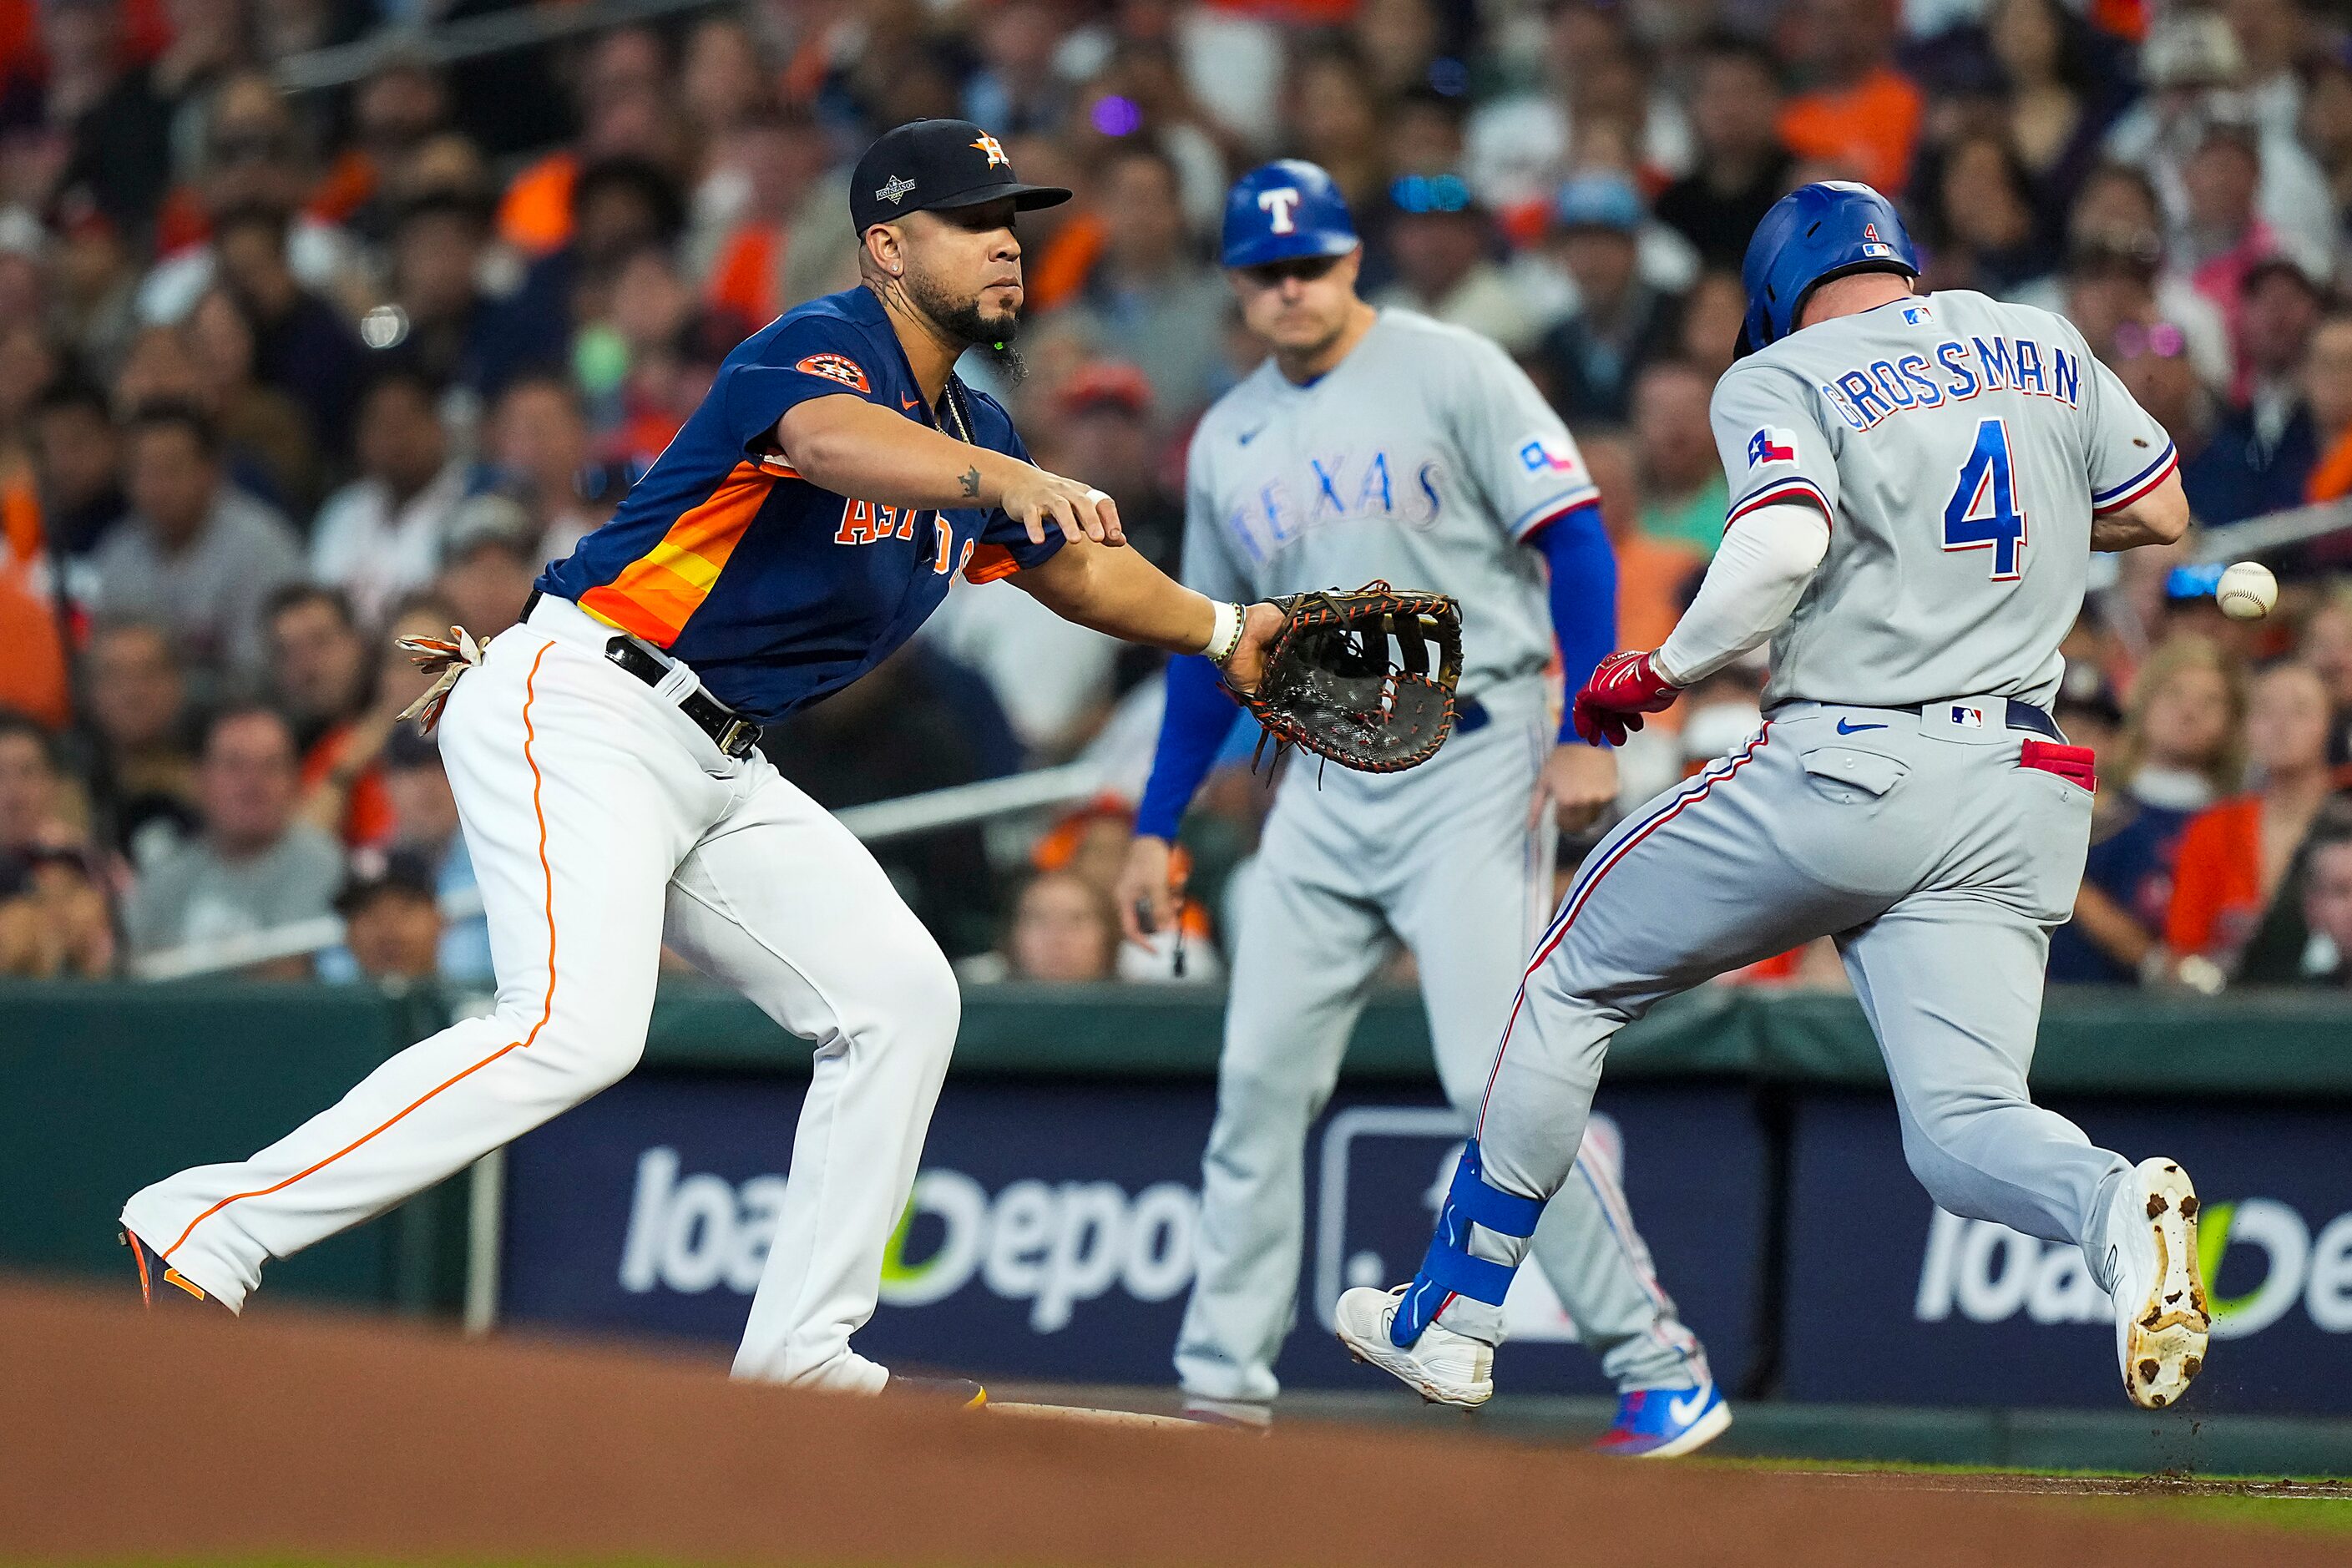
left=2216, top=561, right=2277, bottom=621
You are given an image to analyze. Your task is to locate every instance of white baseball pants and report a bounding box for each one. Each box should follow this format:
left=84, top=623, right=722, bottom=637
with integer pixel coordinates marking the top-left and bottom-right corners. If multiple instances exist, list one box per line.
left=122, top=595, right=959, bottom=1393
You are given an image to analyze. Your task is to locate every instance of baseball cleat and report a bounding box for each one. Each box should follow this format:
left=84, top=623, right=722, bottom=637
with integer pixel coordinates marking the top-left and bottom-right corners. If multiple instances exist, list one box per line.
left=879, top=1372, right=988, bottom=1409
left=2108, top=1157, right=2210, bottom=1411
left=1594, top=1381, right=1732, bottom=1458
left=1333, top=1285, right=1493, bottom=1408
left=119, top=1227, right=218, bottom=1310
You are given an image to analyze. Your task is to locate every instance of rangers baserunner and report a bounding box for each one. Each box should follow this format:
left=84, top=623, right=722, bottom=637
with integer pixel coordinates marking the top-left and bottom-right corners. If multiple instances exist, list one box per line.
left=1337, top=181, right=2211, bottom=1414
left=1121, top=160, right=1726, bottom=1454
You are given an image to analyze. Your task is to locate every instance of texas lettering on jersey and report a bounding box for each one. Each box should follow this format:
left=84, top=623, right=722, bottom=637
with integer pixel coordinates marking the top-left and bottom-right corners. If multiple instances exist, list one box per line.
left=1818, top=330, right=2086, bottom=432
left=1222, top=448, right=1446, bottom=564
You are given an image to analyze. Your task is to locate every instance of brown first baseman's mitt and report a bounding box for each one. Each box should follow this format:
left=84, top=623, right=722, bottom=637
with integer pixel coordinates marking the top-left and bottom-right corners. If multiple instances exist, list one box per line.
left=1237, top=582, right=1463, bottom=773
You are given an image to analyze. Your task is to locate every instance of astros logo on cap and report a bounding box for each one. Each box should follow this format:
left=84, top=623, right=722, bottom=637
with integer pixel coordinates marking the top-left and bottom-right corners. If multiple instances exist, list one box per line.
left=971, top=133, right=1009, bottom=168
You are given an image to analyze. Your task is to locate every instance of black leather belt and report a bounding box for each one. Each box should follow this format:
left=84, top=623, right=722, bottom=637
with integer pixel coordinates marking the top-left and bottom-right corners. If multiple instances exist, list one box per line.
left=528, top=589, right=765, bottom=759
left=1999, top=699, right=2062, bottom=741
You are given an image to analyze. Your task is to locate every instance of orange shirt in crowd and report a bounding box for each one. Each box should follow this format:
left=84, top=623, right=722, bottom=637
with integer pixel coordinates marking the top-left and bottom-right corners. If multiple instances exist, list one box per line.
left=301, top=725, right=397, bottom=848
left=0, top=569, right=68, bottom=730
left=1778, top=66, right=1925, bottom=196
left=1613, top=530, right=1704, bottom=659
left=2164, top=796, right=2263, bottom=963
left=498, top=151, right=579, bottom=259
left=706, top=222, right=786, bottom=326
left=1025, top=211, right=1107, bottom=315
left=2306, top=427, right=2352, bottom=506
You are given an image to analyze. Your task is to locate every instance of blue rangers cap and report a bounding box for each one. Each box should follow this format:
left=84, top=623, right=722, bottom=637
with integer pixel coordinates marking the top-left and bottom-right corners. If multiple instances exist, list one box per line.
left=1737, top=180, right=1920, bottom=357
left=1221, top=159, right=1359, bottom=269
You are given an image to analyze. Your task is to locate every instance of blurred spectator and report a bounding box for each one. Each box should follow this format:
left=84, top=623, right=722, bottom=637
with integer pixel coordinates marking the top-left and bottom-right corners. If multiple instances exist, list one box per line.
left=434, top=493, right=542, bottom=639
left=324, top=56, right=458, bottom=245
left=1631, top=362, right=1728, bottom=560
left=502, top=156, right=687, bottom=394
left=1061, top=142, right=1229, bottom=429
left=1002, top=870, right=1120, bottom=983
left=27, top=378, right=127, bottom=558
left=207, top=204, right=368, bottom=460
left=2289, top=817, right=2352, bottom=986
left=2019, top=164, right=2232, bottom=392
left=694, top=112, right=829, bottom=330
left=1283, top=43, right=1387, bottom=217
left=1652, top=38, right=1794, bottom=271
left=2305, top=584, right=2352, bottom=764
left=369, top=725, right=491, bottom=985
left=2305, top=43, right=2352, bottom=219
left=1373, top=174, right=1545, bottom=356
left=0, top=712, right=110, bottom=978
left=2234, top=257, right=2325, bottom=427
left=311, top=367, right=468, bottom=627
left=138, top=72, right=371, bottom=331
left=2050, top=635, right=2246, bottom=984
left=2175, top=122, right=2282, bottom=338
left=1677, top=271, right=1748, bottom=383
left=2192, top=307, right=2342, bottom=526
left=1581, top=429, right=1702, bottom=658
left=1776, top=0, right=1924, bottom=195
left=92, top=400, right=302, bottom=688
left=2167, top=661, right=2344, bottom=976
left=384, top=188, right=524, bottom=398
left=1916, top=132, right=2058, bottom=297
left=1531, top=175, right=1682, bottom=423
left=185, top=286, right=319, bottom=513
left=84, top=619, right=199, bottom=864
left=121, top=704, right=341, bottom=971
left=488, top=372, right=601, bottom=559
left=1464, top=2, right=1694, bottom=216
left=1984, top=0, right=2122, bottom=230
left=2102, top=12, right=2337, bottom=285
left=964, top=0, right=1069, bottom=139
left=265, top=584, right=397, bottom=849
left=322, top=847, right=446, bottom=985
left=53, top=190, right=144, bottom=382
left=2299, top=313, right=2352, bottom=508
left=43, top=0, right=175, bottom=244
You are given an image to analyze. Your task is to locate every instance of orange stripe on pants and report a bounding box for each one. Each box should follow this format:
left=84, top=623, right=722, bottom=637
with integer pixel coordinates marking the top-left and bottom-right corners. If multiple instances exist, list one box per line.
left=163, top=641, right=564, bottom=1262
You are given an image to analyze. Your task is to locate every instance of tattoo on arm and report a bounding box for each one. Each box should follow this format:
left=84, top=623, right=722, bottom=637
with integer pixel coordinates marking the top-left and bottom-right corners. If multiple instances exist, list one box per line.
left=959, top=466, right=981, bottom=499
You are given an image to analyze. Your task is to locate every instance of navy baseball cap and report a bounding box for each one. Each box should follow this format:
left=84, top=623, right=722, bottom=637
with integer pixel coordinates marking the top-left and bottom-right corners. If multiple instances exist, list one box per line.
left=1222, top=159, right=1359, bottom=269
left=848, top=119, right=1071, bottom=235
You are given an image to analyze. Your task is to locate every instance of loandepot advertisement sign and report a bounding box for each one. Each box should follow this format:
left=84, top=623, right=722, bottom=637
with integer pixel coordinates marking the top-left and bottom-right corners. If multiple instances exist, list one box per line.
left=499, top=1075, right=1763, bottom=1393
left=1782, top=1094, right=2352, bottom=1412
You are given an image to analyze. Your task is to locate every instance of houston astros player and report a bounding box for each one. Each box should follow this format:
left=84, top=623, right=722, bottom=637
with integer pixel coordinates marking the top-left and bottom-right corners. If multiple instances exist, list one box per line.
left=118, top=119, right=1287, bottom=1403
left=1117, top=161, right=1725, bottom=1454
left=1337, top=182, right=2212, bottom=1414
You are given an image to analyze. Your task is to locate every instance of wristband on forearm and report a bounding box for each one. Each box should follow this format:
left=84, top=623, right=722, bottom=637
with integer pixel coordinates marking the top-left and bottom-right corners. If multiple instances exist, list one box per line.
left=1201, top=599, right=1245, bottom=666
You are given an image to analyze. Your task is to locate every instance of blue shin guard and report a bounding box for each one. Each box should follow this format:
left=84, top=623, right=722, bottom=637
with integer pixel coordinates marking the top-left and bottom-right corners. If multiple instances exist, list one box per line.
left=1392, top=1141, right=1544, bottom=1347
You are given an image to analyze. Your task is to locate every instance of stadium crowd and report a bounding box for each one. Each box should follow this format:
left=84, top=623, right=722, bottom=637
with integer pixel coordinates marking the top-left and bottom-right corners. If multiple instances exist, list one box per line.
left=0, top=0, right=2349, bottom=994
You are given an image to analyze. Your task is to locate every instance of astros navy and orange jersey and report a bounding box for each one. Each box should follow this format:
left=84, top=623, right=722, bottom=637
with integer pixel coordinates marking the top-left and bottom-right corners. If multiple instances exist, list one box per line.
left=539, top=286, right=1063, bottom=723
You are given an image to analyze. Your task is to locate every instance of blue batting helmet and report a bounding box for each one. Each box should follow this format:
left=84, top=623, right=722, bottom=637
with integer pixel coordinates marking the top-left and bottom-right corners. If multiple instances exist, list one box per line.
left=1221, top=159, right=1359, bottom=270
left=1737, top=181, right=1920, bottom=357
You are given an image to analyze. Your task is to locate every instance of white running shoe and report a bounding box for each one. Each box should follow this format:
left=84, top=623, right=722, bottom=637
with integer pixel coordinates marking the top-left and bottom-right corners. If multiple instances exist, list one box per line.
left=2107, top=1157, right=2211, bottom=1411
left=1333, top=1285, right=1494, bottom=1408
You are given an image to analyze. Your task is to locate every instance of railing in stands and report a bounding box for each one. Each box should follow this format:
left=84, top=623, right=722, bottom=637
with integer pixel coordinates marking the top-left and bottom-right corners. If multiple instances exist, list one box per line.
left=129, top=758, right=1106, bottom=982
left=275, top=0, right=732, bottom=94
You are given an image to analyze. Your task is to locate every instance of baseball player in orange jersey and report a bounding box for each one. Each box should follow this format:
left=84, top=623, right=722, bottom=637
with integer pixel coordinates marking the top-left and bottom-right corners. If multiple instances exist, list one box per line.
left=119, top=119, right=1287, bottom=1404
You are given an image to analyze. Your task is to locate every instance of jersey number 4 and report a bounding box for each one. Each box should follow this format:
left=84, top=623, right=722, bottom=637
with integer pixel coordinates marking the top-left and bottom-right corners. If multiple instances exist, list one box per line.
left=1943, top=418, right=2027, bottom=581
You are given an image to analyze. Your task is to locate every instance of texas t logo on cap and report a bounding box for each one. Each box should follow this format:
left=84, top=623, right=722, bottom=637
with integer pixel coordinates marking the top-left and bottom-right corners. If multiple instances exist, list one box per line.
left=1258, top=187, right=1302, bottom=234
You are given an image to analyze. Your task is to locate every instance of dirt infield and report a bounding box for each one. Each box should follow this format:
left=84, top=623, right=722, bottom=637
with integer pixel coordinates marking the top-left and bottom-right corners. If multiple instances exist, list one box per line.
left=0, top=1277, right=2337, bottom=1567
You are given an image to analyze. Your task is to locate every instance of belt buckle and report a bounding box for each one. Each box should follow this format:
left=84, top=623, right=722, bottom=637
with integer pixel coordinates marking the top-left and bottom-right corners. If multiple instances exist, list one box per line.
left=716, top=716, right=758, bottom=758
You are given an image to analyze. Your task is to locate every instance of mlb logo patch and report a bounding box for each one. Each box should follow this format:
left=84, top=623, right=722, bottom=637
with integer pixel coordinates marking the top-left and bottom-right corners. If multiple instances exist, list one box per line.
left=1950, top=705, right=1985, bottom=729
left=1519, top=437, right=1581, bottom=475
left=1746, top=427, right=1798, bottom=468
left=793, top=352, right=871, bottom=394
left=1903, top=304, right=1932, bottom=326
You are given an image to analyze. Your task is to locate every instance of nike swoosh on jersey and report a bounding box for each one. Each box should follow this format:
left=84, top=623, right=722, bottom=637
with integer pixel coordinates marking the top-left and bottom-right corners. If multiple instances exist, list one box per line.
left=1836, top=718, right=1889, bottom=734
left=902, top=394, right=923, bottom=411
left=1667, top=1387, right=1711, bottom=1425
left=1237, top=426, right=1263, bottom=446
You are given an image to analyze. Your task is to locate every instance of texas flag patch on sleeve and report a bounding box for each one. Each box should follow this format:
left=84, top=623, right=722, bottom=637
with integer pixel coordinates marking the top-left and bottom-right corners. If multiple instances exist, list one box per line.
left=1518, top=436, right=1581, bottom=476
left=1746, top=427, right=1798, bottom=468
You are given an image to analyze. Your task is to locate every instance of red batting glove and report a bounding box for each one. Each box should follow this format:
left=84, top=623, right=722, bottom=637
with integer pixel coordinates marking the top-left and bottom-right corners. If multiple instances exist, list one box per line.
left=1571, top=650, right=1682, bottom=747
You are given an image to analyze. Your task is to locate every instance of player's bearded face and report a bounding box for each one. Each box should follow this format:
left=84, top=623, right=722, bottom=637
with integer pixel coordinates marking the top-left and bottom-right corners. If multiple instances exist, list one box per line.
left=905, top=203, right=1025, bottom=375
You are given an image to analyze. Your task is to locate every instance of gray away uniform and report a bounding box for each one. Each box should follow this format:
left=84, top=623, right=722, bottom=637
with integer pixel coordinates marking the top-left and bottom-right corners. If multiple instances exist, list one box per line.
left=1175, top=309, right=1710, bottom=1404
left=1447, top=291, right=2183, bottom=1343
